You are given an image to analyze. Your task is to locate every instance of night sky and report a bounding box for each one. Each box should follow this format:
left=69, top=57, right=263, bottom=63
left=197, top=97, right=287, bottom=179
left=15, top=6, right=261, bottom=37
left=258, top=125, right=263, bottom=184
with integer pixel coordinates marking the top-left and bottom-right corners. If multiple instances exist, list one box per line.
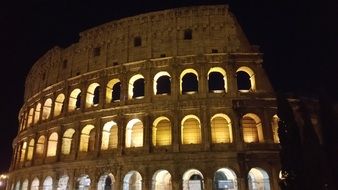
left=0, top=0, right=337, bottom=172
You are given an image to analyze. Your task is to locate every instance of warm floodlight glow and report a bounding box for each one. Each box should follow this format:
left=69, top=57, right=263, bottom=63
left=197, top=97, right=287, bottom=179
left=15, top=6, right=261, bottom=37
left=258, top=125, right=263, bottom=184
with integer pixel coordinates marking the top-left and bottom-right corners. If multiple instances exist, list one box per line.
left=62, top=128, right=75, bottom=155
left=101, top=121, right=118, bottom=150
left=208, top=67, right=227, bottom=92
left=128, top=74, right=144, bottom=99
left=211, top=114, right=233, bottom=143
left=181, top=115, right=201, bottom=144
left=248, top=168, right=270, bottom=190
left=242, top=113, right=264, bottom=143
left=79, top=125, right=95, bottom=152
left=54, top=93, right=65, bottom=117
left=106, top=79, right=121, bottom=103
left=152, top=170, right=172, bottom=190
left=86, top=83, right=100, bottom=108
left=153, top=71, right=171, bottom=95
left=152, top=117, right=172, bottom=146
left=236, top=66, right=256, bottom=92
left=272, top=114, right=280, bottom=143
left=68, top=88, right=81, bottom=112
left=126, top=119, right=143, bottom=147
left=47, top=132, right=58, bottom=157
left=180, top=68, right=199, bottom=94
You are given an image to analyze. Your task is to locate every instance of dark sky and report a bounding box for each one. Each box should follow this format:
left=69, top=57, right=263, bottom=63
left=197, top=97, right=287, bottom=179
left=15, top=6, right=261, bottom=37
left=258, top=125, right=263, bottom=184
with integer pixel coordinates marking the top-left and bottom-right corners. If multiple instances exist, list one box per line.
left=0, top=0, right=337, bottom=172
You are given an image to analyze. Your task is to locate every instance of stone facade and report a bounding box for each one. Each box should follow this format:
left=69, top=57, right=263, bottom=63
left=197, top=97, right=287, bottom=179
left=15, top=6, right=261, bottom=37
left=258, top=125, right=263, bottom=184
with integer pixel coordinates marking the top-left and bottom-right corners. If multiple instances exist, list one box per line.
left=8, top=5, right=281, bottom=190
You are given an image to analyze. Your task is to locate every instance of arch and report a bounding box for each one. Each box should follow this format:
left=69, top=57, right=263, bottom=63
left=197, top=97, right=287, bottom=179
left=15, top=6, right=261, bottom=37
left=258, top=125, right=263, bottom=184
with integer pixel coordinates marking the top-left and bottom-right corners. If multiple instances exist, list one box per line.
left=20, top=141, right=27, bottom=162
left=68, top=88, right=81, bottom=112
left=180, top=69, right=198, bottom=94
left=248, top=168, right=270, bottom=190
left=79, top=125, right=96, bottom=152
left=208, top=67, right=227, bottom=93
left=35, top=135, right=45, bottom=158
left=182, top=169, right=204, bottom=190
left=271, top=115, right=280, bottom=143
left=97, top=173, right=115, bottom=190
left=14, top=180, right=20, bottom=190
left=27, top=108, right=34, bottom=127
left=242, top=113, right=264, bottom=143
left=152, top=117, right=172, bottom=146
left=47, top=132, right=58, bottom=157
left=236, top=66, right=256, bottom=92
left=43, top=176, right=53, bottom=190
left=31, top=177, right=39, bottom=190
left=57, top=175, right=69, bottom=190
left=125, top=119, right=143, bottom=148
left=42, top=98, right=52, bottom=120
left=27, top=139, right=35, bottom=161
left=211, top=114, right=233, bottom=143
left=34, top=103, right=41, bottom=124
left=54, top=93, right=65, bottom=117
left=181, top=115, right=201, bottom=144
left=76, top=175, right=91, bottom=190
left=128, top=74, right=145, bottom=99
left=21, top=179, right=28, bottom=190
left=62, top=128, right=75, bottom=155
left=86, top=83, right=101, bottom=108
left=213, top=168, right=238, bottom=190
left=123, top=171, right=142, bottom=190
left=152, top=170, right=172, bottom=190
left=153, top=71, right=171, bottom=95
left=106, top=79, right=121, bottom=103
left=101, top=121, right=118, bottom=150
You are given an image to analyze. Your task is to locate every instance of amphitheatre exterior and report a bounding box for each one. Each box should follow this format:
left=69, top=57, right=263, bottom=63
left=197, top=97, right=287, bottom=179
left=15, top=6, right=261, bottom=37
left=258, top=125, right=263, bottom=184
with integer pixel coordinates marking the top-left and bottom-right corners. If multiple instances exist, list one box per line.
left=8, top=5, right=281, bottom=190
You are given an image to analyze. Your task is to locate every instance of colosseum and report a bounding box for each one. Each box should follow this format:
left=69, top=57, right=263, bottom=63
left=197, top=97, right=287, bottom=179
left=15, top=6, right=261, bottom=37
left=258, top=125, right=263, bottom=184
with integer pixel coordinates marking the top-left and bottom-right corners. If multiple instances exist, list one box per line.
left=8, top=4, right=281, bottom=190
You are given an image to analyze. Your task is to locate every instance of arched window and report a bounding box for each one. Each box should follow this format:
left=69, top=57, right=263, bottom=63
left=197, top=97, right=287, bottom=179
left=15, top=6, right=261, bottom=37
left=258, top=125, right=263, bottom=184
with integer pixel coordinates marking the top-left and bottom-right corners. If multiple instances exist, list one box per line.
left=57, top=175, right=69, bottom=190
left=152, top=117, right=172, bottom=146
left=61, top=128, right=75, bottom=155
left=86, top=83, right=100, bottom=108
left=68, top=88, right=81, bottom=112
left=42, top=98, right=52, bottom=120
left=21, top=179, right=28, bottom=190
left=20, top=142, right=27, bottom=162
left=182, top=169, right=204, bottom=190
left=54, top=93, right=65, bottom=117
left=128, top=74, right=145, bottom=99
left=79, top=125, right=95, bottom=152
left=27, top=108, right=34, bottom=127
left=43, top=176, right=53, bottom=190
left=236, top=67, right=256, bottom=92
left=123, top=171, right=142, bottom=190
left=97, top=174, right=115, bottom=190
left=31, top=178, right=40, bottom=190
left=76, top=175, right=91, bottom=190
left=248, top=168, right=270, bottom=190
left=34, top=103, right=41, bottom=124
left=242, top=113, right=264, bottom=143
left=125, top=119, right=143, bottom=148
left=181, top=115, right=201, bottom=144
left=14, top=181, right=20, bottom=190
left=180, top=69, right=198, bottom=94
left=101, top=121, right=118, bottom=150
left=271, top=115, right=280, bottom=143
left=152, top=170, right=172, bottom=190
left=106, top=79, right=121, bottom=103
left=211, top=114, right=233, bottom=143
left=213, top=168, right=238, bottom=190
left=208, top=67, right=227, bottom=93
left=47, top=132, right=58, bottom=157
left=22, top=112, right=28, bottom=130
left=35, top=135, right=45, bottom=158
left=27, top=139, right=35, bottom=161
left=153, top=72, right=171, bottom=95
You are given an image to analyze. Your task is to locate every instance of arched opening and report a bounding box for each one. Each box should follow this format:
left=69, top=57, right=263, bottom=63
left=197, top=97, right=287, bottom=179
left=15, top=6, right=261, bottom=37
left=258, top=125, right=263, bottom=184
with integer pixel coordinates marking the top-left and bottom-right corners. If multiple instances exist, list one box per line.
left=97, top=174, right=115, bottom=190
left=31, top=178, right=39, bottom=190
left=128, top=74, right=145, bottom=99
left=180, top=69, right=198, bottom=94
left=271, top=115, right=280, bottom=143
left=123, top=171, right=142, bottom=190
left=79, top=125, right=96, bottom=152
left=69, top=88, right=81, bottom=111
left=20, top=142, right=27, bottom=162
left=27, top=139, right=35, bottom=161
left=106, top=79, right=121, bottom=103
left=211, top=114, right=233, bottom=143
left=125, top=119, right=143, bottom=148
left=208, top=67, right=227, bottom=93
left=14, top=181, right=20, bottom=190
left=76, top=175, right=91, bottom=190
left=236, top=67, right=256, bottom=92
left=213, top=168, right=238, bottom=190
left=42, top=98, right=52, bottom=120
left=47, top=132, right=58, bottom=157
left=35, top=135, right=45, bottom=158
left=152, top=117, right=172, bottom=146
left=62, top=128, right=75, bottom=155
left=152, top=170, right=172, bottom=190
left=21, top=179, right=28, bottom=190
left=182, top=169, right=204, bottom=190
left=43, top=176, right=53, bottom=190
left=242, top=113, right=264, bottom=143
left=86, top=83, right=101, bottom=108
left=54, top=93, right=65, bottom=117
left=181, top=115, right=201, bottom=144
left=248, top=168, right=270, bottom=190
left=153, top=72, right=171, bottom=95
left=27, top=108, right=34, bottom=127
left=57, top=175, right=69, bottom=190
left=34, top=103, right=41, bottom=124
left=101, top=121, right=118, bottom=150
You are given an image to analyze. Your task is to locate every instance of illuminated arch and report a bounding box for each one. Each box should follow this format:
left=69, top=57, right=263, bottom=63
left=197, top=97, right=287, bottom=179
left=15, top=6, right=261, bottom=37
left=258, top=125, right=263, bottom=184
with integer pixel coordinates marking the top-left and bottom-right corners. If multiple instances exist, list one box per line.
left=242, top=113, right=264, bottom=143
left=248, top=168, right=270, bottom=190
left=47, top=132, right=58, bottom=157
left=180, top=69, right=198, bottom=94
left=208, top=67, right=227, bottom=93
left=42, top=98, right=52, bottom=120
left=152, top=170, right=172, bottom=190
left=213, top=168, right=238, bottom=190
left=34, top=103, right=41, bottom=124
left=61, top=128, right=75, bottom=155
left=153, top=71, right=171, bottom=95
left=128, top=74, right=145, bottom=99
left=97, top=173, right=115, bottom=190
left=79, top=125, right=96, bottom=152
left=35, top=135, right=45, bottom=158
left=20, top=141, right=27, bottom=162
left=182, top=169, right=204, bottom=190
left=54, top=93, right=65, bottom=117
left=43, top=176, right=53, bottom=190
left=68, top=88, right=81, bottom=112
left=181, top=115, right=201, bottom=144
left=14, top=180, right=20, bottom=190
left=123, top=171, right=142, bottom=190
left=57, top=175, right=69, bottom=190
left=152, top=117, right=172, bottom=146
left=86, top=83, right=100, bottom=108
left=271, top=115, right=280, bottom=143
left=236, top=66, right=256, bottom=92
left=125, top=119, right=143, bottom=148
left=27, top=108, right=34, bottom=127
left=106, top=79, right=121, bottom=103
left=27, top=139, right=35, bottom=161
left=76, top=175, right=91, bottom=190
left=101, top=121, right=118, bottom=150
left=31, top=177, right=39, bottom=190
left=211, top=114, right=233, bottom=143
left=21, top=179, right=28, bottom=190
